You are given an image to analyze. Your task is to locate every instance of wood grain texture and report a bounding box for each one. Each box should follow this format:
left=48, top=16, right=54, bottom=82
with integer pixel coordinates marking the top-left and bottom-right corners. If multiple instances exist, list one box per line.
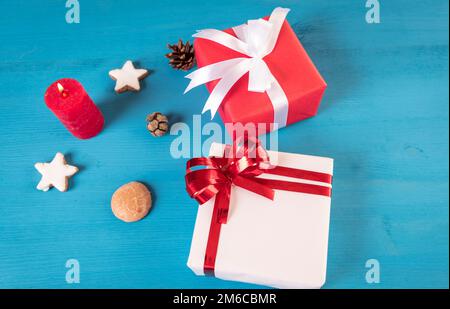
left=0, top=0, right=448, bottom=288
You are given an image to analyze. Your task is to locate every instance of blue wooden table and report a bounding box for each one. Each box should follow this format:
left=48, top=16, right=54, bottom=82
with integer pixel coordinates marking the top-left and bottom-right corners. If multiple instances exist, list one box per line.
left=0, top=0, right=448, bottom=288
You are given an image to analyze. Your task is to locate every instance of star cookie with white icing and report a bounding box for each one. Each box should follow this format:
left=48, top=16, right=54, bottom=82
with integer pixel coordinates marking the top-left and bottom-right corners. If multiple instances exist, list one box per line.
left=35, top=152, right=79, bottom=192
left=109, top=60, right=149, bottom=93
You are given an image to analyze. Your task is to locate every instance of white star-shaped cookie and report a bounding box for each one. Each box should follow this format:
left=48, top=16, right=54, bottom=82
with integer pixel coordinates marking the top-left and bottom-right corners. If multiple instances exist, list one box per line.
left=109, top=60, right=149, bottom=93
left=34, top=152, right=79, bottom=192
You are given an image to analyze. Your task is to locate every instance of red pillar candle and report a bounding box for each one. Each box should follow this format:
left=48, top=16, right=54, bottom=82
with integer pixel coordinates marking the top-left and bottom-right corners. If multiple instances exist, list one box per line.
left=44, top=78, right=104, bottom=139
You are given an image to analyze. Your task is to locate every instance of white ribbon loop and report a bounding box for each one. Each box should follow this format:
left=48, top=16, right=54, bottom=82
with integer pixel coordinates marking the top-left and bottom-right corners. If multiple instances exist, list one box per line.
left=185, top=7, right=291, bottom=128
left=193, top=29, right=249, bottom=55
left=184, top=58, right=246, bottom=93
left=245, top=19, right=273, bottom=57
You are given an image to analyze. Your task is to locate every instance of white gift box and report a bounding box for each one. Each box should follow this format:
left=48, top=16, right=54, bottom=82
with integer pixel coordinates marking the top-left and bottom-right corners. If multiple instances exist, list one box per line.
left=187, top=143, right=334, bottom=289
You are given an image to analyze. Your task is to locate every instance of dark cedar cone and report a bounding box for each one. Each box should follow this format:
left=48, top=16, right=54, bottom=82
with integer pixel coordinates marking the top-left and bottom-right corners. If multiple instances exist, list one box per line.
left=146, top=112, right=169, bottom=137
left=166, top=39, right=195, bottom=71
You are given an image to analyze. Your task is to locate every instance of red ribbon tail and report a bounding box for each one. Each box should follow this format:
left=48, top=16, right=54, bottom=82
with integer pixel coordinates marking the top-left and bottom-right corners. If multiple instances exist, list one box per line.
left=203, top=183, right=231, bottom=276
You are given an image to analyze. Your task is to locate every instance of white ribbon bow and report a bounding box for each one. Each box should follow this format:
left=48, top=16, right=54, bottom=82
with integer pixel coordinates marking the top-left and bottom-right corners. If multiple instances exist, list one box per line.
left=184, top=7, right=290, bottom=128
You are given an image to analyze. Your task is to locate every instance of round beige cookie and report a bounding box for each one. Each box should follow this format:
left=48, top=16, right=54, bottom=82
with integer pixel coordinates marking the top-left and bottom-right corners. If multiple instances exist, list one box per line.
left=111, top=181, right=152, bottom=222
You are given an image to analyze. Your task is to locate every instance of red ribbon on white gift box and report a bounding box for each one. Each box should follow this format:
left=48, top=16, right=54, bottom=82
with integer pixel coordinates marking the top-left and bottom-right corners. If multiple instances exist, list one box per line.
left=185, top=138, right=333, bottom=276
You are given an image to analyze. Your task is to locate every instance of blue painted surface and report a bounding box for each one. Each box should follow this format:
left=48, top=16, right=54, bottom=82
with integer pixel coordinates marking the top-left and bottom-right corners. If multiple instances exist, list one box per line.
left=0, top=0, right=448, bottom=288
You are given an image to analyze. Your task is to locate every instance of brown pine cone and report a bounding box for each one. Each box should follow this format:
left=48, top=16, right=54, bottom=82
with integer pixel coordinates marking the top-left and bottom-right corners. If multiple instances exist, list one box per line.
left=166, top=39, right=195, bottom=71
left=146, top=112, right=169, bottom=137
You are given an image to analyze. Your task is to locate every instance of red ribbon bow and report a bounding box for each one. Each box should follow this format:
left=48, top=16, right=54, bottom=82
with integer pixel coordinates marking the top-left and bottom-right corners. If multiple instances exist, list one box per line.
left=185, top=138, right=333, bottom=275
left=186, top=138, right=274, bottom=225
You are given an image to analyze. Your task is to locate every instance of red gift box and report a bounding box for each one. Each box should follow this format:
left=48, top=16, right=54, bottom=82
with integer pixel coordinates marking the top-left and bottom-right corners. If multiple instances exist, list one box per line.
left=192, top=8, right=327, bottom=136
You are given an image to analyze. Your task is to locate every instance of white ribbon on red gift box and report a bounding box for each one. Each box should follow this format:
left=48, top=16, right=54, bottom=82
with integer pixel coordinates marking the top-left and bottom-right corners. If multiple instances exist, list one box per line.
left=184, top=7, right=291, bottom=128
